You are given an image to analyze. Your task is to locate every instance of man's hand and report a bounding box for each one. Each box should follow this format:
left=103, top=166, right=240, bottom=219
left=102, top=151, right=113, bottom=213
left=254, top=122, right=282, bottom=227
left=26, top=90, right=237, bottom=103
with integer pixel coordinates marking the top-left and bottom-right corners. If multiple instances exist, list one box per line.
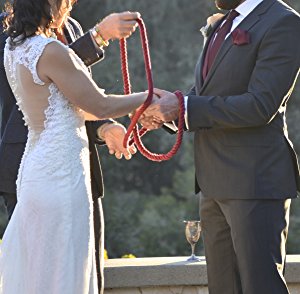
left=143, top=88, right=180, bottom=123
left=99, top=123, right=137, bottom=160
left=96, top=12, right=140, bottom=41
left=137, top=92, right=164, bottom=130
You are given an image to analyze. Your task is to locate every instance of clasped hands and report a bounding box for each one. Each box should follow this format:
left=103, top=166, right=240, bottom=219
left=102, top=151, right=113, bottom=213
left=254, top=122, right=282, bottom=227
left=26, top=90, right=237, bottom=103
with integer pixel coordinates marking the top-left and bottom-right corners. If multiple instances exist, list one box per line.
left=137, top=88, right=180, bottom=130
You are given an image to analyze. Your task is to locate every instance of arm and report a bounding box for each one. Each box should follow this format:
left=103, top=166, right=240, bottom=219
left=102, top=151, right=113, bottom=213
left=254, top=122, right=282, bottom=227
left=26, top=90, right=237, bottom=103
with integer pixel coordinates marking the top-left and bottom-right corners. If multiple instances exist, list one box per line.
left=96, top=122, right=137, bottom=160
left=145, top=14, right=300, bottom=130
left=140, top=86, right=196, bottom=133
left=69, top=12, right=140, bottom=67
left=38, top=41, right=146, bottom=120
left=160, top=87, right=196, bottom=134
left=187, top=15, right=300, bottom=131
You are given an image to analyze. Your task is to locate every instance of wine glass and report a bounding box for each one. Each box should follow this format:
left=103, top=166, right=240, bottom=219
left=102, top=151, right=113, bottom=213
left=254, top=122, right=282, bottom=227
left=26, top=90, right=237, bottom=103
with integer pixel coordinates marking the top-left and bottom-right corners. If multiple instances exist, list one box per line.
left=184, top=220, right=201, bottom=261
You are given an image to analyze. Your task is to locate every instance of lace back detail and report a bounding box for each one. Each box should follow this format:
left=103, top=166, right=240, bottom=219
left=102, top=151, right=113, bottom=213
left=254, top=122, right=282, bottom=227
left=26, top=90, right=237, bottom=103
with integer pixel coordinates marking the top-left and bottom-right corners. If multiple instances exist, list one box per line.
left=3, top=35, right=88, bottom=195
left=24, top=38, right=52, bottom=85
left=5, top=36, right=61, bottom=86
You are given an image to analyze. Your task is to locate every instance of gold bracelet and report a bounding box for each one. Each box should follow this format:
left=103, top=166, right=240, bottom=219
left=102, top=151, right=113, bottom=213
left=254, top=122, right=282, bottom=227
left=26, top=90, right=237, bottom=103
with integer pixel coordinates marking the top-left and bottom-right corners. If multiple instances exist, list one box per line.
left=92, top=25, right=109, bottom=47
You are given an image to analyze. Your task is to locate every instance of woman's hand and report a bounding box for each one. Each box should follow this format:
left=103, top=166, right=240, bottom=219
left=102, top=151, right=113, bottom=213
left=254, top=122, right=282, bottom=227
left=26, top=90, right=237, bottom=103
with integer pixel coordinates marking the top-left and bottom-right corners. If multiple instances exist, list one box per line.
left=96, top=11, right=141, bottom=41
left=99, top=123, right=137, bottom=160
left=137, top=93, right=164, bottom=130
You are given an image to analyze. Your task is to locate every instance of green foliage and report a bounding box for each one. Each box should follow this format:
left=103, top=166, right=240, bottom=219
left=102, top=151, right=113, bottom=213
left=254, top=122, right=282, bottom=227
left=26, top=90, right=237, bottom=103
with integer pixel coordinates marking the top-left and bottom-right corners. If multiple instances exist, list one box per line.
left=103, top=188, right=203, bottom=258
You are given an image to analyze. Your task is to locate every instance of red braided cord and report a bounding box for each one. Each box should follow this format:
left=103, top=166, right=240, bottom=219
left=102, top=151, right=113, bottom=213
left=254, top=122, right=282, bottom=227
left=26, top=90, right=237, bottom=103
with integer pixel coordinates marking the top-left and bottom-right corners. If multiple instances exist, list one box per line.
left=119, top=38, right=131, bottom=95
left=120, top=18, right=185, bottom=162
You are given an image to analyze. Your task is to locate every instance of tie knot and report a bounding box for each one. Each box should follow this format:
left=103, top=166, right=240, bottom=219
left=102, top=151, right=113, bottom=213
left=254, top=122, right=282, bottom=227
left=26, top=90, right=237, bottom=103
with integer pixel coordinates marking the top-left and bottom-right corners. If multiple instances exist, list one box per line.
left=227, top=10, right=239, bottom=22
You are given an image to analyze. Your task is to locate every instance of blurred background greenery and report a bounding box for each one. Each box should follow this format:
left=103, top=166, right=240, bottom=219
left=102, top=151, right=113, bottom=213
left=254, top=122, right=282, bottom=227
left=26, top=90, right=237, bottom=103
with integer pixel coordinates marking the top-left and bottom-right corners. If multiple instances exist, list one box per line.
left=0, top=0, right=300, bottom=258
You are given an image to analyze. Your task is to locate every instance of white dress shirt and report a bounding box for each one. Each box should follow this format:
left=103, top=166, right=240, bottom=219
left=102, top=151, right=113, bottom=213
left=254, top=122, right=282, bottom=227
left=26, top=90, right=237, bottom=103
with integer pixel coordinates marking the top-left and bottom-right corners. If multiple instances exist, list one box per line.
left=230, top=0, right=264, bottom=36
left=184, top=0, right=264, bottom=129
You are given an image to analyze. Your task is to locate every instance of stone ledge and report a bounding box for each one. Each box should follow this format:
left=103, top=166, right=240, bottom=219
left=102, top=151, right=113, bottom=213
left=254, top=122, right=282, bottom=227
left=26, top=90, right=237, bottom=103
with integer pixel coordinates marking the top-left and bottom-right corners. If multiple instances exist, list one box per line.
left=104, top=255, right=300, bottom=289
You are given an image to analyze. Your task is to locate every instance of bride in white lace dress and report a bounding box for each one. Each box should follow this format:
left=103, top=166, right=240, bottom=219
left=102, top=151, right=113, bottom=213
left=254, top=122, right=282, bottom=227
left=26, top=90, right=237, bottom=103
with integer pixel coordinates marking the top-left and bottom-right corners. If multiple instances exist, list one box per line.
left=0, top=1, right=148, bottom=293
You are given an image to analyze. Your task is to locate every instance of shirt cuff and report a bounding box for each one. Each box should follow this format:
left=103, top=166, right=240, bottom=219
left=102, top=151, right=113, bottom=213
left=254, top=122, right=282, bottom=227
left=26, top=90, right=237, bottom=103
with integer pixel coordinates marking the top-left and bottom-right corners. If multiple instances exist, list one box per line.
left=184, top=96, right=189, bottom=130
left=163, top=121, right=178, bottom=132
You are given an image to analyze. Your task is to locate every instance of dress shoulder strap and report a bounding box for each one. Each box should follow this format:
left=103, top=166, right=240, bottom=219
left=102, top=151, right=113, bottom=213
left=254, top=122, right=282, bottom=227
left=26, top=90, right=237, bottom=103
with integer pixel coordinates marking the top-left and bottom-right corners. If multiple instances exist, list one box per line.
left=22, top=36, right=62, bottom=85
left=4, top=35, right=64, bottom=86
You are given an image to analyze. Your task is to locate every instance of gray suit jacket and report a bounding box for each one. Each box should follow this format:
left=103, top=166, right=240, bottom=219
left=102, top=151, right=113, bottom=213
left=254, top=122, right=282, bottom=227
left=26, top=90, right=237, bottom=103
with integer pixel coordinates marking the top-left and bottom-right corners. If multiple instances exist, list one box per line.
left=187, top=0, right=300, bottom=199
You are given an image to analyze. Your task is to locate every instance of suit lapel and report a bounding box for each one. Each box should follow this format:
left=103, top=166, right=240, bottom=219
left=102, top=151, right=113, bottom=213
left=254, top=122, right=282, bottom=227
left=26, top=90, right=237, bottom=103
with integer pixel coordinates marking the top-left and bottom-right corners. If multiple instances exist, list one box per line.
left=199, top=0, right=276, bottom=94
left=63, top=21, right=76, bottom=44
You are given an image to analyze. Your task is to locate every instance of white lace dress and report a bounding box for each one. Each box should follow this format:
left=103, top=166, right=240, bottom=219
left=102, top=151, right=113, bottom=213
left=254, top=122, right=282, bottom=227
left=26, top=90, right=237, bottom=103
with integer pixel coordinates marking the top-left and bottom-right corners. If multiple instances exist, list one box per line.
left=0, top=35, right=98, bottom=294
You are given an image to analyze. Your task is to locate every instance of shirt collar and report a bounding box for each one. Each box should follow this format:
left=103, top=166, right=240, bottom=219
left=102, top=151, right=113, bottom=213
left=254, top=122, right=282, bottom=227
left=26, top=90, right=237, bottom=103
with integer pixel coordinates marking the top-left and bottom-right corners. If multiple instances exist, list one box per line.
left=235, top=0, right=264, bottom=18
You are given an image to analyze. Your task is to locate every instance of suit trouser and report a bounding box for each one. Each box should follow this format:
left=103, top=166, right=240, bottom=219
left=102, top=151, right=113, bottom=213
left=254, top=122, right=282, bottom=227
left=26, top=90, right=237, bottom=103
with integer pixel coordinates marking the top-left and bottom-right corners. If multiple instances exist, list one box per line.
left=199, top=194, right=291, bottom=294
left=93, top=198, right=105, bottom=294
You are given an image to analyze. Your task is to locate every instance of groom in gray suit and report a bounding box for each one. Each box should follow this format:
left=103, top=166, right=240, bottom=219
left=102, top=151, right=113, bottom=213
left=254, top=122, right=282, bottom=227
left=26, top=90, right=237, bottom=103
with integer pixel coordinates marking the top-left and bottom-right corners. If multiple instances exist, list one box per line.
left=141, top=0, right=300, bottom=293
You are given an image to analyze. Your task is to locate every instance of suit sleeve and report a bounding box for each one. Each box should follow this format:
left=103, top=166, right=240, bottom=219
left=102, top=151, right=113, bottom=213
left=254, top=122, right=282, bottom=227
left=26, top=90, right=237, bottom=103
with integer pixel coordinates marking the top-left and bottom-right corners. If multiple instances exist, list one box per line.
left=187, top=14, right=300, bottom=131
left=70, top=31, right=104, bottom=67
left=85, top=119, right=118, bottom=146
left=66, top=17, right=104, bottom=67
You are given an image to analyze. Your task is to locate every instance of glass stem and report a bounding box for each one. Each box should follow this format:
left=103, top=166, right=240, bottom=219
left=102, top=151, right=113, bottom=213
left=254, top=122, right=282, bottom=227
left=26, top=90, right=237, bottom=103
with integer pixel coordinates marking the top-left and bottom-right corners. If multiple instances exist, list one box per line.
left=191, top=243, right=195, bottom=257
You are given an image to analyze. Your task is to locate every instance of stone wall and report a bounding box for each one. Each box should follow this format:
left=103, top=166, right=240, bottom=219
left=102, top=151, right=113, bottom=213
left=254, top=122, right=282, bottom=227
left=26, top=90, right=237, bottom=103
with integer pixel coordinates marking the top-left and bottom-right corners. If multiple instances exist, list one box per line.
left=104, top=256, right=300, bottom=294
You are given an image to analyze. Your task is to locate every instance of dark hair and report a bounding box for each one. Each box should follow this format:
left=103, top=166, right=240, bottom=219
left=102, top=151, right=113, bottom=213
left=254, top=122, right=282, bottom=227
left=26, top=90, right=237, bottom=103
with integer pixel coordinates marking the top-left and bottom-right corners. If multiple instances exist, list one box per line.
left=4, top=0, right=63, bottom=44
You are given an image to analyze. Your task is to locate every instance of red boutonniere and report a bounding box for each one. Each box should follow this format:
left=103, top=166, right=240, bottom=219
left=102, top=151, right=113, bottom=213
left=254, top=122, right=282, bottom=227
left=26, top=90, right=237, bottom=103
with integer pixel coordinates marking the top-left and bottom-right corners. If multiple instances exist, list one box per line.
left=232, top=28, right=251, bottom=46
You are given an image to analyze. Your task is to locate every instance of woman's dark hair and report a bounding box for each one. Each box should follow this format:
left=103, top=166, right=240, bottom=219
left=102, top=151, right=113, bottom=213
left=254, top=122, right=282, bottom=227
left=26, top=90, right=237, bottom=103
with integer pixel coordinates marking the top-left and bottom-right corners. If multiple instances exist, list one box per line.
left=4, top=0, right=63, bottom=44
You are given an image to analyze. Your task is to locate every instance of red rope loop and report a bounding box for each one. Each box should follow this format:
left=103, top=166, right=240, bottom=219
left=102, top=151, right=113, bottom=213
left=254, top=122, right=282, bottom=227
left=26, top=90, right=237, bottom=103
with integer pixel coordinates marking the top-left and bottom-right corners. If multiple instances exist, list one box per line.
left=120, top=18, right=185, bottom=162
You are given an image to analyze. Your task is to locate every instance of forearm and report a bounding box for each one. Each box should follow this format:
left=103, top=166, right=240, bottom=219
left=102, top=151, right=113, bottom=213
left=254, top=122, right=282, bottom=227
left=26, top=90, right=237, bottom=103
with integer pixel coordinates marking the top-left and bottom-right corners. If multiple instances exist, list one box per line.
left=188, top=15, right=300, bottom=131
left=72, top=85, right=146, bottom=120
left=67, top=76, right=146, bottom=120
left=69, top=11, right=140, bottom=67
left=162, top=87, right=194, bottom=134
left=100, top=93, right=146, bottom=119
left=187, top=92, right=279, bottom=131
left=42, top=42, right=146, bottom=121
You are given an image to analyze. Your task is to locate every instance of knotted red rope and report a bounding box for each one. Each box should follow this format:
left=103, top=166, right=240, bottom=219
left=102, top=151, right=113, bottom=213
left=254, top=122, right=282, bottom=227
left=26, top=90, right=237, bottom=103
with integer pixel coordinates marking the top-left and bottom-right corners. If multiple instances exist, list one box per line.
left=120, top=18, right=185, bottom=162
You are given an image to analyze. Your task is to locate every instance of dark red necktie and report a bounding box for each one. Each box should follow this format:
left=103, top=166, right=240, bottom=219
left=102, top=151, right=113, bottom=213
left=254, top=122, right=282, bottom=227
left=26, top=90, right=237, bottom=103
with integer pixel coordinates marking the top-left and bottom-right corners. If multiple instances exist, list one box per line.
left=202, top=10, right=239, bottom=79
